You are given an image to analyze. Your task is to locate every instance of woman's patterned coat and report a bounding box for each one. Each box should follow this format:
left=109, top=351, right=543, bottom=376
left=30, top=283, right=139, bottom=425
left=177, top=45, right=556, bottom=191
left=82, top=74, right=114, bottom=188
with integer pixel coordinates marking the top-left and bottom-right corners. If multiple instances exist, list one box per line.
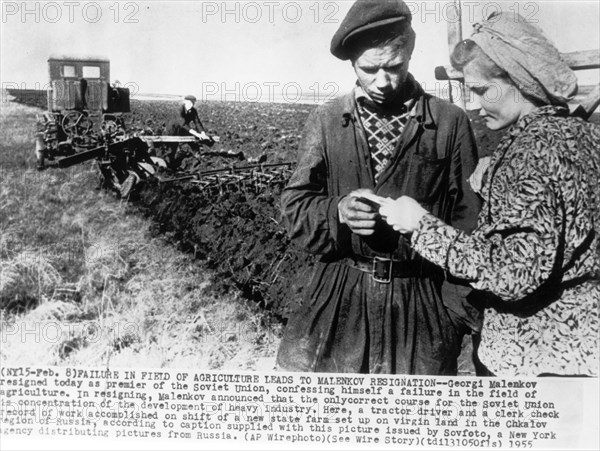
left=412, top=106, right=600, bottom=376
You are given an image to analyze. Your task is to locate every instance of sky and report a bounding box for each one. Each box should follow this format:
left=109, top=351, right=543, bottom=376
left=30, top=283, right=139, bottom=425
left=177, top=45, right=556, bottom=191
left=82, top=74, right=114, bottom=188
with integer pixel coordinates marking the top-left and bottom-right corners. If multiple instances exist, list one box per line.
left=1, top=0, right=599, bottom=103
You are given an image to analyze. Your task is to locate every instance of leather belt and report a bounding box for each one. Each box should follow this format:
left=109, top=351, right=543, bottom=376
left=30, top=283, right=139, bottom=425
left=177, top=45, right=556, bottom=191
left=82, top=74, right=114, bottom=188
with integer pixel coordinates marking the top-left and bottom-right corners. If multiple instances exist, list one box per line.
left=343, top=255, right=432, bottom=284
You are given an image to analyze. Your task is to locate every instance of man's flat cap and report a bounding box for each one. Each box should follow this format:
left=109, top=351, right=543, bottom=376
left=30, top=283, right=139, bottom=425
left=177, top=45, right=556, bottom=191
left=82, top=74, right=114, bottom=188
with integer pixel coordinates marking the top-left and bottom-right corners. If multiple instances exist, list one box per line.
left=331, top=0, right=412, bottom=60
left=184, top=94, right=197, bottom=102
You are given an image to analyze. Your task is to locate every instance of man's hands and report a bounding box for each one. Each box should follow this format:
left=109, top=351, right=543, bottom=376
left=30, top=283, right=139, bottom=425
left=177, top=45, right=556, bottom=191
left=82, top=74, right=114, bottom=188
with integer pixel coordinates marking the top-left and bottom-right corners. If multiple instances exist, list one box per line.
left=338, top=189, right=380, bottom=236
left=190, top=130, right=211, bottom=141
left=339, top=191, right=428, bottom=235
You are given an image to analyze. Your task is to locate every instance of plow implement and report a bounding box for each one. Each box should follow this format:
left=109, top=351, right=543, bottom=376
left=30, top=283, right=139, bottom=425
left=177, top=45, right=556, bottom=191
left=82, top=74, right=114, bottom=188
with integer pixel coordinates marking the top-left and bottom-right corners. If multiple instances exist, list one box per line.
left=36, top=115, right=295, bottom=198
left=157, top=162, right=295, bottom=194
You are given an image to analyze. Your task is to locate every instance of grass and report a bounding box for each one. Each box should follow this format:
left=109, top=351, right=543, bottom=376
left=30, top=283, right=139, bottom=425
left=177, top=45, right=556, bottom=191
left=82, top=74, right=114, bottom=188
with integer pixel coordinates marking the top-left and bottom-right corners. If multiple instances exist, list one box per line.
left=0, top=95, right=282, bottom=371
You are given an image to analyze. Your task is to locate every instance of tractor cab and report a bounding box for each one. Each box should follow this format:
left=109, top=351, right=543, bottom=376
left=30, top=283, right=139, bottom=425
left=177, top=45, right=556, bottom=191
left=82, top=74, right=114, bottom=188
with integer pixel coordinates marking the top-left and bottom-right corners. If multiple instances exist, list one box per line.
left=47, top=55, right=129, bottom=114
left=36, top=56, right=132, bottom=166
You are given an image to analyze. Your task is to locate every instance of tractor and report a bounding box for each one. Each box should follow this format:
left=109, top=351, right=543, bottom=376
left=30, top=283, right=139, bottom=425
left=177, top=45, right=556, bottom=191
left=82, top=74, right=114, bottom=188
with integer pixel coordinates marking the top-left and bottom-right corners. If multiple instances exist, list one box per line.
left=33, top=55, right=291, bottom=198
left=35, top=55, right=132, bottom=164
left=34, top=56, right=169, bottom=198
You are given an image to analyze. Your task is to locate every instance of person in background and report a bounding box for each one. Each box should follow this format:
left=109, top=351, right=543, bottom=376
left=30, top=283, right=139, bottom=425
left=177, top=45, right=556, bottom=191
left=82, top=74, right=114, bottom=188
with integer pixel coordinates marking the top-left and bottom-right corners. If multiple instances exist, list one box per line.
left=179, top=94, right=211, bottom=143
left=380, top=11, right=599, bottom=377
left=276, top=0, right=482, bottom=375
left=162, top=94, right=214, bottom=168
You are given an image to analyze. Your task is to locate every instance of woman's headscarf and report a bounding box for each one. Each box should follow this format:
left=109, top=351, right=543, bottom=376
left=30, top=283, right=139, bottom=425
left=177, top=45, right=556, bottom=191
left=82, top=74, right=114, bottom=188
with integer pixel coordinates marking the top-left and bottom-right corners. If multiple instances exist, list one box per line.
left=470, top=11, right=578, bottom=105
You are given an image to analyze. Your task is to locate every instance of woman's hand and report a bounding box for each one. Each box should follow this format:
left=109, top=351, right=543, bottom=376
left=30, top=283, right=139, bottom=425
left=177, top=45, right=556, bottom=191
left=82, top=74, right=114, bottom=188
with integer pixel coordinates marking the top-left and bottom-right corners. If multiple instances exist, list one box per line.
left=379, top=196, right=428, bottom=234
left=468, top=156, right=492, bottom=194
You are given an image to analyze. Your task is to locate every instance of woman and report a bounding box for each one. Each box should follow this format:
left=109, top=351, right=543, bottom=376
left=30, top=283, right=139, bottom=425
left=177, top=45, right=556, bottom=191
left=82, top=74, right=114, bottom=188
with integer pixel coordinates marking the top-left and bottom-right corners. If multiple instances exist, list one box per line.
left=379, top=12, right=599, bottom=377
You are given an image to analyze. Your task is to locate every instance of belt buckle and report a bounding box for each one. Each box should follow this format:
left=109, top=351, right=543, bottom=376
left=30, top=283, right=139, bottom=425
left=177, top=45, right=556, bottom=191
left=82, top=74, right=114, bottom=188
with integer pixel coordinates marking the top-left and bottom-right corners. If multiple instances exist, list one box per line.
left=372, top=256, right=392, bottom=284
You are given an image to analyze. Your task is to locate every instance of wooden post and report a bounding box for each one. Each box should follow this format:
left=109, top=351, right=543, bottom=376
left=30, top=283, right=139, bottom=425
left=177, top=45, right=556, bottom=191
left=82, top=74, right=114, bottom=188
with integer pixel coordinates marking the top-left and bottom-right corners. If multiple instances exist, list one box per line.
left=446, top=0, right=467, bottom=110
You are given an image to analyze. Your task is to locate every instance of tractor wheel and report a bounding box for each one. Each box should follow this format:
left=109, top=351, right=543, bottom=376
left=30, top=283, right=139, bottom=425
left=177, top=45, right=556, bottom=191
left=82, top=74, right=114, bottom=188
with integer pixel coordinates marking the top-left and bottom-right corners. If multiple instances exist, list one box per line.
left=61, top=111, right=92, bottom=138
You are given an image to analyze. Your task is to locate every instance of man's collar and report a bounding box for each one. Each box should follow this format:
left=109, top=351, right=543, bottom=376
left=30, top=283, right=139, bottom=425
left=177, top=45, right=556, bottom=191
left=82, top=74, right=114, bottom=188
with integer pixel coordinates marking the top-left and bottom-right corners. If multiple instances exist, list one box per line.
left=339, top=75, right=435, bottom=128
left=354, top=73, right=421, bottom=115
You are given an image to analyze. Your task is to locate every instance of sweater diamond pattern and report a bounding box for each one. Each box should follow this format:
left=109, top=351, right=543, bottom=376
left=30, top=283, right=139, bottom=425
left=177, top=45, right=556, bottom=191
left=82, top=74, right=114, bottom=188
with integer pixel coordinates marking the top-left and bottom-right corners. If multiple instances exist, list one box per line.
left=358, top=101, right=408, bottom=181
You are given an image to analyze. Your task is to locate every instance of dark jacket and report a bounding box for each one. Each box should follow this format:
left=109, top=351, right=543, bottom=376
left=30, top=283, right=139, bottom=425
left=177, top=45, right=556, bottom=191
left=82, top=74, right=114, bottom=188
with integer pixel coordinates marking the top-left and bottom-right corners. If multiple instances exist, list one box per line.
left=283, top=82, right=480, bottom=260
left=277, top=79, right=482, bottom=374
left=180, top=106, right=205, bottom=133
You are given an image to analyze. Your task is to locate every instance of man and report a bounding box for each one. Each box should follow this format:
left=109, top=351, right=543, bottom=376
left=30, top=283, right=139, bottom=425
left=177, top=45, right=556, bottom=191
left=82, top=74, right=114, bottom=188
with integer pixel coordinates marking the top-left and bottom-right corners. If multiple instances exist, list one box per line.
left=164, top=95, right=214, bottom=169
left=179, top=95, right=211, bottom=142
left=276, top=0, right=482, bottom=375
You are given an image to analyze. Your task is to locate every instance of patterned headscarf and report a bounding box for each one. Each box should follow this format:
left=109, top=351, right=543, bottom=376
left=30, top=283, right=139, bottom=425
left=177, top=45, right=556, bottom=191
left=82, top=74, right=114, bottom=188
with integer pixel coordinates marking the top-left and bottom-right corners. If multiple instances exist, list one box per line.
left=470, top=11, right=577, bottom=105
